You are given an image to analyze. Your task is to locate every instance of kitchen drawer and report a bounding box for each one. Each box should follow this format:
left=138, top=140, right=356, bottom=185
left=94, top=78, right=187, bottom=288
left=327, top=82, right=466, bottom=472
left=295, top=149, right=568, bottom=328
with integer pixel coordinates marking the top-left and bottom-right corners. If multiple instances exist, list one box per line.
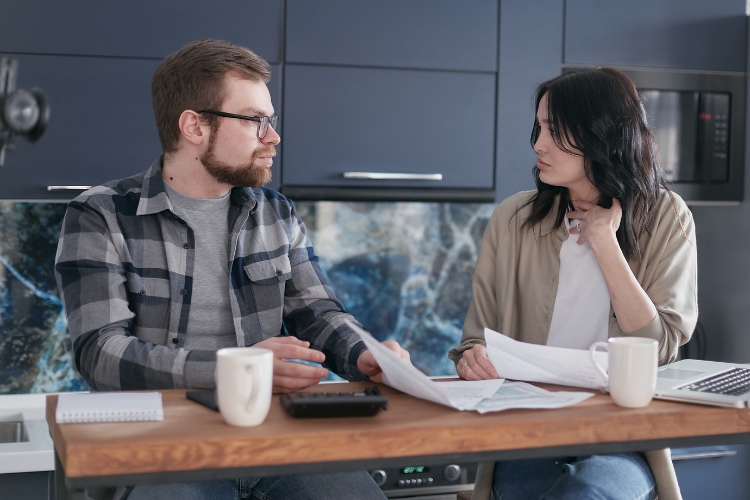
left=286, top=0, right=498, bottom=72
left=0, top=55, right=282, bottom=200
left=281, top=64, right=496, bottom=199
left=0, top=0, right=283, bottom=63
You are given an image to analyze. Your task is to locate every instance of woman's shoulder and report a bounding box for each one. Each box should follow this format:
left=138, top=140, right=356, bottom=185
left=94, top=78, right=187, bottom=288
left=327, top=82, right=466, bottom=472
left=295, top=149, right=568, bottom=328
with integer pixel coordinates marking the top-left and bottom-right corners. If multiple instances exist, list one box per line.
left=492, top=190, right=537, bottom=219
left=649, top=189, right=695, bottom=244
left=654, top=188, right=692, bottom=223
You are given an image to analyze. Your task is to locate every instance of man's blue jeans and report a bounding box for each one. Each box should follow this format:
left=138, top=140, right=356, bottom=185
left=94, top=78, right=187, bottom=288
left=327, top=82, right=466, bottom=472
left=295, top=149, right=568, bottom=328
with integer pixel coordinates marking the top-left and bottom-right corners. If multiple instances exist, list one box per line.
left=492, top=453, right=657, bottom=500
left=123, top=471, right=386, bottom=500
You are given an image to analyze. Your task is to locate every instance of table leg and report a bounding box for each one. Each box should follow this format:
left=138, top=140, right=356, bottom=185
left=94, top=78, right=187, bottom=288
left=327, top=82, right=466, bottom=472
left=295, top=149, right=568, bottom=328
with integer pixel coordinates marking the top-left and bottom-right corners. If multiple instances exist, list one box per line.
left=55, top=451, right=87, bottom=500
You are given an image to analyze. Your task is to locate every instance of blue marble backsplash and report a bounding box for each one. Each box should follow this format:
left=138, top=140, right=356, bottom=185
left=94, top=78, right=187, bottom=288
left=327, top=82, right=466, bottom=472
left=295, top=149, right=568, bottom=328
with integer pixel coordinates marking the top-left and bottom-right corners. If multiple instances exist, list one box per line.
left=0, top=200, right=494, bottom=393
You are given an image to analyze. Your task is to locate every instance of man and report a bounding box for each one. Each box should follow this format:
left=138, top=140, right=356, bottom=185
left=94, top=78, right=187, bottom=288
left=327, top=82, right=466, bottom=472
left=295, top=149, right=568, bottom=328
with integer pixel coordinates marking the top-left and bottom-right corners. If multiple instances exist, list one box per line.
left=55, top=39, right=408, bottom=500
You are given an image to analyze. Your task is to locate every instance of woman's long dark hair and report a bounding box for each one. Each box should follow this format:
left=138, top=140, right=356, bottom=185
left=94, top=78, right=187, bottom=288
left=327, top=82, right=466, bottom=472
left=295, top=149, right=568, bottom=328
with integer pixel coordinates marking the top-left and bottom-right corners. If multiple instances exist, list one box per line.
left=522, top=67, right=669, bottom=261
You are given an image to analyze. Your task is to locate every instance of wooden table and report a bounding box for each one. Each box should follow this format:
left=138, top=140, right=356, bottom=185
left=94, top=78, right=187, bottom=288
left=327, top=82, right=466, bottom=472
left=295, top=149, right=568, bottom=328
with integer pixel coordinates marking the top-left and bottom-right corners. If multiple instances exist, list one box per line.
left=47, top=382, right=750, bottom=499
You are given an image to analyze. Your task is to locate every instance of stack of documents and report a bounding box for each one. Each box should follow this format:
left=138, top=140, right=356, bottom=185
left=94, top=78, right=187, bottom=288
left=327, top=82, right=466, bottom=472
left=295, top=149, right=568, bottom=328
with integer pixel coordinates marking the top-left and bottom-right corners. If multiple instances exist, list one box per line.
left=484, top=328, right=608, bottom=390
left=349, top=322, right=594, bottom=413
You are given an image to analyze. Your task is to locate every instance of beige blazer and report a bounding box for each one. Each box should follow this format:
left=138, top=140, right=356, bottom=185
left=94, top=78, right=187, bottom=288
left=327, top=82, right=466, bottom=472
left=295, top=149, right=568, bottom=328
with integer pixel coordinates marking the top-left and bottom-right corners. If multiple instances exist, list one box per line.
left=450, top=189, right=697, bottom=500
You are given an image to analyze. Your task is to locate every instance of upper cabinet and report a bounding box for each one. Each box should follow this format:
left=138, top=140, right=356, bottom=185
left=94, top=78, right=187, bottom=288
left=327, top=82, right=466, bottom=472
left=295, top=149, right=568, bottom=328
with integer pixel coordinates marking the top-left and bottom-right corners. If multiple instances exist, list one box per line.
left=0, top=54, right=161, bottom=200
left=0, top=0, right=283, bottom=63
left=0, top=55, right=282, bottom=200
left=0, top=0, right=284, bottom=200
left=281, top=65, right=496, bottom=199
left=286, top=0, right=498, bottom=72
left=282, top=0, right=499, bottom=201
left=564, top=0, right=747, bottom=72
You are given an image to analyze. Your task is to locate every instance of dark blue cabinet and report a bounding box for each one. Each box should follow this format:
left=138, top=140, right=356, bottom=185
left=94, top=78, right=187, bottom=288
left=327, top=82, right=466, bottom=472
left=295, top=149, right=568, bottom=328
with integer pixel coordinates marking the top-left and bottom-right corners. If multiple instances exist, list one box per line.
left=286, top=0, right=498, bottom=72
left=0, top=1, right=285, bottom=200
left=495, top=0, right=564, bottom=202
left=0, top=0, right=283, bottom=63
left=672, top=445, right=750, bottom=499
left=0, top=471, right=51, bottom=500
left=0, top=54, right=162, bottom=200
left=564, top=0, right=747, bottom=71
left=281, top=64, right=496, bottom=200
left=0, top=56, right=282, bottom=200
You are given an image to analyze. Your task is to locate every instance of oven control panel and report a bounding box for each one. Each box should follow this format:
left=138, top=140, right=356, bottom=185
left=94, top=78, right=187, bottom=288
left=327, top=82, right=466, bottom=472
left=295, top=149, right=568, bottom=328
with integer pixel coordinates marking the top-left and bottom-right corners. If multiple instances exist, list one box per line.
left=369, top=462, right=478, bottom=496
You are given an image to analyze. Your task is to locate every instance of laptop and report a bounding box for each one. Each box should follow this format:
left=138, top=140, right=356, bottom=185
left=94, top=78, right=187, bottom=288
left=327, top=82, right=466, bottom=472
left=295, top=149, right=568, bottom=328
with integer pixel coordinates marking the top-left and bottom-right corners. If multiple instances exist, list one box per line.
left=655, top=359, right=750, bottom=408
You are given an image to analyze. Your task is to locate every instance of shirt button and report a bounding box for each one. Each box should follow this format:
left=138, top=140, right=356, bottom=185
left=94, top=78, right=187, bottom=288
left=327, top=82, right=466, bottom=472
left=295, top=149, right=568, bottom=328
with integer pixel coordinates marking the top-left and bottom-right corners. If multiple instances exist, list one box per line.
left=171, top=338, right=178, bottom=344
left=275, top=269, right=282, bottom=276
left=183, top=243, right=189, bottom=249
left=140, top=289, right=146, bottom=296
left=180, top=289, right=187, bottom=295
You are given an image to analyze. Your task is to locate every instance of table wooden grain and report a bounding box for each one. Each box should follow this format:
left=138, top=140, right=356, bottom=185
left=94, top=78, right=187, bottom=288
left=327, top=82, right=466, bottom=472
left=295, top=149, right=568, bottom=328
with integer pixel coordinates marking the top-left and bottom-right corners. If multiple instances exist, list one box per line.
left=47, top=381, right=750, bottom=483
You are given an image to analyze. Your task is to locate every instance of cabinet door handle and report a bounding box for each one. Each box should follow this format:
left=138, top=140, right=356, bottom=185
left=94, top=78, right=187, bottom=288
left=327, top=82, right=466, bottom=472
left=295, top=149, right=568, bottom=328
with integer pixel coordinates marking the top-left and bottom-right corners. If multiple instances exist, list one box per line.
left=671, top=450, right=737, bottom=461
left=46, top=185, right=92, bottom=191
left=342, top=172, right=443, bottom=181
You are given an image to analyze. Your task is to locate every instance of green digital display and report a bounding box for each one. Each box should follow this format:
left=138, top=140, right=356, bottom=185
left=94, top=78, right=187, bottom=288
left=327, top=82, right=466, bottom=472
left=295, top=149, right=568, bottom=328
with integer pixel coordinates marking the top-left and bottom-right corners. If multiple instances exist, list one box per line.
left=401, top=466, right=429, bottom=474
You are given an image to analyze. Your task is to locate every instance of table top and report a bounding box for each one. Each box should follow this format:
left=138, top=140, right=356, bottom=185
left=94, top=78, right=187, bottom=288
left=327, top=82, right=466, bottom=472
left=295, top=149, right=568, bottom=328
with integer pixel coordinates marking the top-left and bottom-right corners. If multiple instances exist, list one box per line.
left=46, top=382, right=750, bottom=484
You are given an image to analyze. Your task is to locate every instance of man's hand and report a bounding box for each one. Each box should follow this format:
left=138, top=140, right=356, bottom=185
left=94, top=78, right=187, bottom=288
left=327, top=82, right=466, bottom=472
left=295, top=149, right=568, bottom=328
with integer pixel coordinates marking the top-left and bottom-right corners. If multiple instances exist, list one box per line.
left=357, top=341, right=411, bottom=383
left=253, top=337, right=329, bottom=394
left=457, top=345, right=498, bottom=380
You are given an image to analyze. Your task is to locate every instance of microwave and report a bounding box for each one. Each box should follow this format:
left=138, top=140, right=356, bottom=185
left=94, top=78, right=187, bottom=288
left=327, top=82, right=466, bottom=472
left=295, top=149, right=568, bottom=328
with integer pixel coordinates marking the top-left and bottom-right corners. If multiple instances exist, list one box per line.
left=564, top=66, right=746, bottom=204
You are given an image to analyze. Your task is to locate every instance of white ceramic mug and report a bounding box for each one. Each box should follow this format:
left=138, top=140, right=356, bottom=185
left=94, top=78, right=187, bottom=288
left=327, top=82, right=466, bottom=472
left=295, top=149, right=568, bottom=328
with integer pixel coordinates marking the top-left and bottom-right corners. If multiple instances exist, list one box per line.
left=215, top=347, right=273, bottom=426
left=589, top=337, right=658, bottom=408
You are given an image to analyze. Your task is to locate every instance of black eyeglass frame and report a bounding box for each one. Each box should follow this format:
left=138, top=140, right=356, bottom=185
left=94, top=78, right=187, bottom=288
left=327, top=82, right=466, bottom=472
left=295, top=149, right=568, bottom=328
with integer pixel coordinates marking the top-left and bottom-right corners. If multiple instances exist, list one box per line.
left=197, top=110, right=279, bottom=138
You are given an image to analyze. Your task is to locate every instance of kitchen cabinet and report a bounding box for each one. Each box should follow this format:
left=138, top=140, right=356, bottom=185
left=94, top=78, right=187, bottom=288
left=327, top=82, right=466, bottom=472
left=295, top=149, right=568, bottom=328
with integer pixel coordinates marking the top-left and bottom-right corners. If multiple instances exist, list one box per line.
left=0, top=471, right=51, bottom=500
left=282, top=0, right=499, bottom=201
left=286, top=0, right=498, bottom=72
left=564, top=0, right=747, bottom=72
left=0, top=54, right=162, bottom=200
left=672, top=445, right=750, bottom=499
left=0, top=54, right=281, bottom=200
left=495, top=0, right=564, bottom=202
left=0, top=0, right=283, bottom=63
left=0, top=0, right=284, bottom=200
left=281, top=64, right=496, bottom=201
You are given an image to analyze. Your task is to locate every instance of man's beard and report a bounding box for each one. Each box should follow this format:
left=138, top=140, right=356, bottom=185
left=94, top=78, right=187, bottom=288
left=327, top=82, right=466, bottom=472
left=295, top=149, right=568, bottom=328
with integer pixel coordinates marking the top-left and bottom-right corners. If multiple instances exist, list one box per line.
left=200, top=138, right=274, bottom=188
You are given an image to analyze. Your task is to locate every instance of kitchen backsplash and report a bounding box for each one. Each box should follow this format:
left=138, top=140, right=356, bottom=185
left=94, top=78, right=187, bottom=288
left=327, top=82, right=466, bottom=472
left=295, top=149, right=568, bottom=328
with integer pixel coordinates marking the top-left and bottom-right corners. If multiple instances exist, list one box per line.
left=0, top=200, right=494, bottom=393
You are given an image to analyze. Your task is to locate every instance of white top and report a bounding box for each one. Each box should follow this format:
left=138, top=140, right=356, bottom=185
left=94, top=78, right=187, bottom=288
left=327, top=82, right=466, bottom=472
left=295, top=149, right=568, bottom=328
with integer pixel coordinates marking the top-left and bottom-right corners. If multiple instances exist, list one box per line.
left=546, top=218, right=611, bottom=349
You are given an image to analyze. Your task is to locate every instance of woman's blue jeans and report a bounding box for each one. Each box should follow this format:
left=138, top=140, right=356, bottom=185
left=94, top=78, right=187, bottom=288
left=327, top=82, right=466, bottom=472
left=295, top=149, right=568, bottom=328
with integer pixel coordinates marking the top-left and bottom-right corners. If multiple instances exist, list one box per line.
left=123, top=471, right=386, bottom=500
left=492, top=453, right=657, bottom=500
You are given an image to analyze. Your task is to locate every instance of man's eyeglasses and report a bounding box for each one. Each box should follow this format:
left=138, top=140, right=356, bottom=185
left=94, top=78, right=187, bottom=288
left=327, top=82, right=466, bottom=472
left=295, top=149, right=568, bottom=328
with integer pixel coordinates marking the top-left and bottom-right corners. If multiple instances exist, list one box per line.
left=198, top=110, right=279, bottom=139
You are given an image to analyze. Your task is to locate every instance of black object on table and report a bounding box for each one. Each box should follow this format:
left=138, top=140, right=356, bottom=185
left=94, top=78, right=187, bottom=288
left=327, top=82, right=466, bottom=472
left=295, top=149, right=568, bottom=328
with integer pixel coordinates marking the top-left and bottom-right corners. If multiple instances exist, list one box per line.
left=280, top=387, right=388, bottom=418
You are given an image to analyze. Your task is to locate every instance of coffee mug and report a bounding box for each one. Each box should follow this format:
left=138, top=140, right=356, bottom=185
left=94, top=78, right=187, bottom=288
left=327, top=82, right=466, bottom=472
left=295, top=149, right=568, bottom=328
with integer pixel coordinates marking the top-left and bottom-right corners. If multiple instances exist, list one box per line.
left=589, top=337, right=658, bottom=408
left=215, top=347, right=273, bottom=426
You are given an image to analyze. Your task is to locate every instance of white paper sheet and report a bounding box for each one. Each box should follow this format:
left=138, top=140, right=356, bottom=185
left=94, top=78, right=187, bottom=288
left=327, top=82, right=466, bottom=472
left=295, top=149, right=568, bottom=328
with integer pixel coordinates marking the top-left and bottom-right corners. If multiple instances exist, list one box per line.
left=484, top=328, right=608, bottom=390
left=474, top=381, right=595, bottom=414
left=349, top=322, right=593, bottom=413
left=350, top=321, right=503, bottom=410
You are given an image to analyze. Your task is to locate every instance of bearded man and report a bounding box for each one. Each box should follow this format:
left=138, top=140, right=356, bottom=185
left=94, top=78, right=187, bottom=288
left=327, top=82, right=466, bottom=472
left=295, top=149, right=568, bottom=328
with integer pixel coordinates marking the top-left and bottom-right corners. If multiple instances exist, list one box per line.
left=54, top=39, right=407, bottom=500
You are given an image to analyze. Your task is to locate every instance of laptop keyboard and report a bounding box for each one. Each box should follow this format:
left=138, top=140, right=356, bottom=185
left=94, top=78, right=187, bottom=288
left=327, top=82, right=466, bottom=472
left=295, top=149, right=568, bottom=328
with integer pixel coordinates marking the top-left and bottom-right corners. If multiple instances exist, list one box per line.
left=678, top=367, right=750, bottom=396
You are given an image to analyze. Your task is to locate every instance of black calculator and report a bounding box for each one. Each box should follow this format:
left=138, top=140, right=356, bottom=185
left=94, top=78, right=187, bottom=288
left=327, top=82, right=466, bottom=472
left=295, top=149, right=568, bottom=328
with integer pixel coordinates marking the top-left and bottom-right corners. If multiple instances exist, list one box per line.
left=280, top=387, right=388, bottom=418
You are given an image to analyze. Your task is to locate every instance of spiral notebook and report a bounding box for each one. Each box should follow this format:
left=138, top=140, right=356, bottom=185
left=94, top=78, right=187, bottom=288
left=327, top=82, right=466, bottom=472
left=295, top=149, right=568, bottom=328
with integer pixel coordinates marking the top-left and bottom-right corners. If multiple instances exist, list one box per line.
left=56, top=392, right=164, bottom=423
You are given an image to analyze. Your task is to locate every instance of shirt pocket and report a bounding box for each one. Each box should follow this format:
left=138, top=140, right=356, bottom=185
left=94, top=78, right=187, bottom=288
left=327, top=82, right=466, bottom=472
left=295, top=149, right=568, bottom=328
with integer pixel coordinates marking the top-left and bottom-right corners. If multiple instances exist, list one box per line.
left=125, top=273, right=171, bottom=337
left=243, top=255, right=293, bottom=336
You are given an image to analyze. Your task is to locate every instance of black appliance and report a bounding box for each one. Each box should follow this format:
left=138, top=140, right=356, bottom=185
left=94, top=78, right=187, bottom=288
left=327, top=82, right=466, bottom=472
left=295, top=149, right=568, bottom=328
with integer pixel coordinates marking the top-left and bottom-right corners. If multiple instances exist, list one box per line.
left=369, top=462, right=478, bottom=499
left=564, top=65, right=746, bottom=204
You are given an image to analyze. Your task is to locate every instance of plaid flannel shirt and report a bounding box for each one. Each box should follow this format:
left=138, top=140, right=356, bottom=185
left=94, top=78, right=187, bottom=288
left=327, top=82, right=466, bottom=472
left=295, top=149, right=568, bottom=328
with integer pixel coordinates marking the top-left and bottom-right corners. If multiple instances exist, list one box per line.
left=54, top=158, right=368, bottom=391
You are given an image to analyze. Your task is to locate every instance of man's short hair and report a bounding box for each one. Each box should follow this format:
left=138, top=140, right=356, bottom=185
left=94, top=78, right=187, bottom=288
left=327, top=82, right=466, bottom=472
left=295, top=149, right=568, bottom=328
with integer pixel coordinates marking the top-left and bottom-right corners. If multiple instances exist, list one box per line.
left=152, top=39, right=271, bottom=153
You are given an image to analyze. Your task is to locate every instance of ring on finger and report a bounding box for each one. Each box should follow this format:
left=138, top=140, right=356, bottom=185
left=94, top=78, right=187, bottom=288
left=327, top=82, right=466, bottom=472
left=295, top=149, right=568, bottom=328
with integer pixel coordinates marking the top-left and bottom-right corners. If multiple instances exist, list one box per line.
left=460, top=362, right=469, bottom=372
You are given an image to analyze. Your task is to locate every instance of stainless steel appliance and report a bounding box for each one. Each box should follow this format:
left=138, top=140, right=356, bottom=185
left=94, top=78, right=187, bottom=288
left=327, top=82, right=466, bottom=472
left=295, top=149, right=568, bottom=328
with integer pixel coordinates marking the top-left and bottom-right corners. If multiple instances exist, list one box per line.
left=369, top=462, right=477, bottom=499
left=564, top=65, right=746, bottom=204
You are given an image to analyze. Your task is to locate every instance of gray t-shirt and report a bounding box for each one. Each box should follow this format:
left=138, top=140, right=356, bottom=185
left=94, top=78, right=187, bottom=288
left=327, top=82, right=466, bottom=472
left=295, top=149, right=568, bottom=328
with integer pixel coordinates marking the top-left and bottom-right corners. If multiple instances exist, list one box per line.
left=164, top=183, right=236, bottom=349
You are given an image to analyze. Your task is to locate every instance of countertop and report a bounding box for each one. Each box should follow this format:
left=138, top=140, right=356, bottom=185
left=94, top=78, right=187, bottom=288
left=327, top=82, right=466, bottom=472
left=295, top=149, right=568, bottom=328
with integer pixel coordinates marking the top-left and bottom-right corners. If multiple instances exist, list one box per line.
left=0, top=393, right=54, bottom=474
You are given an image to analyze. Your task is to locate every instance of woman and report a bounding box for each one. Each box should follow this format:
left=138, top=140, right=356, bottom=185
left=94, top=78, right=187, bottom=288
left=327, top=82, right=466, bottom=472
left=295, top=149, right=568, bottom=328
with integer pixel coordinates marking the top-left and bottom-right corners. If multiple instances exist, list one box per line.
left=449, top=67, right=696, bottom=500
